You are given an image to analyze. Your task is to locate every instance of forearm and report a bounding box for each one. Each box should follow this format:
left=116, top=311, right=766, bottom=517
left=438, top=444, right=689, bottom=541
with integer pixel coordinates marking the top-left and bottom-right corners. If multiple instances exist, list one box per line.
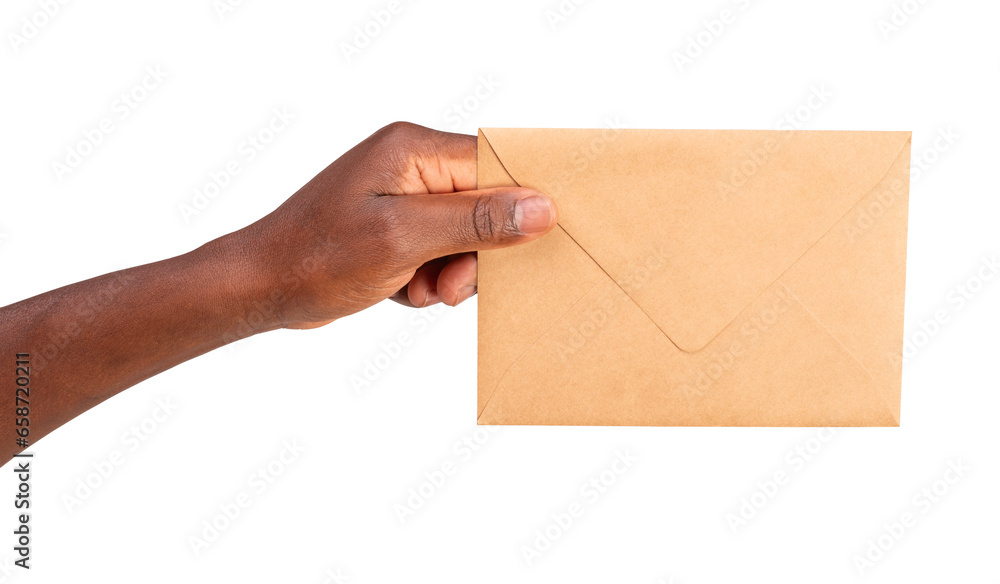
left=0, top=122, right=556, bottom=467
left=0, top=231, right=271, bottom=464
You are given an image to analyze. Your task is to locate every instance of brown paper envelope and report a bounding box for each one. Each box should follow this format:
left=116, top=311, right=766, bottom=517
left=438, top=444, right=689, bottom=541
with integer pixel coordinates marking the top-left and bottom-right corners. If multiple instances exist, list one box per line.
left=477, top=128, right=911, bottom=426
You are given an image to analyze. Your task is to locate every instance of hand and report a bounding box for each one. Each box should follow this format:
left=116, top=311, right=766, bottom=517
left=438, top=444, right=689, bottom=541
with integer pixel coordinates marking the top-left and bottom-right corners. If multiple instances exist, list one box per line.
left=230, top=122, right=558, bottom=330
left=1, top=122, right=557, bottom=454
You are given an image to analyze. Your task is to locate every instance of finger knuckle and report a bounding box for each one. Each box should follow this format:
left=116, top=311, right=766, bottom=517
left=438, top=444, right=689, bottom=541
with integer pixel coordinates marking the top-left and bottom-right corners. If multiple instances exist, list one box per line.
left=376, top=121, right=421, bottom=145
left=367, top=122, right=424, bottom=178
left=471, top=195, right=514, bottom=243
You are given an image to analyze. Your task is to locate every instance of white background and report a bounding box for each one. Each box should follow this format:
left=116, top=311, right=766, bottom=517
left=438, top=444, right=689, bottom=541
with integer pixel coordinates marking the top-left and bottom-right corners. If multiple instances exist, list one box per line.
left=1, top=0, right=998, bottom=582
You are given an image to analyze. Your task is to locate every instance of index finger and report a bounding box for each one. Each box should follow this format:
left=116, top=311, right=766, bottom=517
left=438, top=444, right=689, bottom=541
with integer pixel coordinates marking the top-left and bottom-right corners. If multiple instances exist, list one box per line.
left=416, top=127, right=478, bottom=193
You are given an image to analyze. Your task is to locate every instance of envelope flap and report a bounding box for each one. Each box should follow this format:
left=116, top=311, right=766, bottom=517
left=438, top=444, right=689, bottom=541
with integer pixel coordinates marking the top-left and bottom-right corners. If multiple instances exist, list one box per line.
left=480, top=128, right=912, bottom=352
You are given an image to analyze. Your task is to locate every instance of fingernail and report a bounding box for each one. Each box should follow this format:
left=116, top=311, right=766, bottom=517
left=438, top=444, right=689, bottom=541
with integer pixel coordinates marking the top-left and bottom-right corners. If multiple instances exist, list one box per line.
left=423, top=288, right=440, bottom=307
left=515, top=195, right=554, bottom=234
left=456, top=285, right=477, bottom=304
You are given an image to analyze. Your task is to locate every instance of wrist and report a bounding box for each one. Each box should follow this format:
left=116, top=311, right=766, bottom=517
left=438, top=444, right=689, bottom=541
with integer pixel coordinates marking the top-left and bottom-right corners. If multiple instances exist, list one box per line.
left=194, top=226, right=285, bottom=339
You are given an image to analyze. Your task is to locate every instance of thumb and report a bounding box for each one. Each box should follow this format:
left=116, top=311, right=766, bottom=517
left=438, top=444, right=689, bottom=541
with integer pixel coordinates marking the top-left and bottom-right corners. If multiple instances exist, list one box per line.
left=390, top=187, right=558, bottom=263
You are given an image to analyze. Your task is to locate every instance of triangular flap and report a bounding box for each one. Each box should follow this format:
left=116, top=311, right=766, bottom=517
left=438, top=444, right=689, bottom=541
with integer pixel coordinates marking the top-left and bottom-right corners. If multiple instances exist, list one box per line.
left=481, top=128, right=911, bottom=352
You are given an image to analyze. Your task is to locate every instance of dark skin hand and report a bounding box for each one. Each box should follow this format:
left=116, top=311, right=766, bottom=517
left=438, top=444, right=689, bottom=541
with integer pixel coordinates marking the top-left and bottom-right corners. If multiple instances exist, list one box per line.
left=0, top=122, right=558, bottom=466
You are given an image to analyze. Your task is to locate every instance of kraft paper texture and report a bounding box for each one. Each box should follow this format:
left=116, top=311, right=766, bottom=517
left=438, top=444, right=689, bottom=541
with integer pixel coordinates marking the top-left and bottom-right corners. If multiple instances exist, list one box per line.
left=477, top=128, right=911, bottom=426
